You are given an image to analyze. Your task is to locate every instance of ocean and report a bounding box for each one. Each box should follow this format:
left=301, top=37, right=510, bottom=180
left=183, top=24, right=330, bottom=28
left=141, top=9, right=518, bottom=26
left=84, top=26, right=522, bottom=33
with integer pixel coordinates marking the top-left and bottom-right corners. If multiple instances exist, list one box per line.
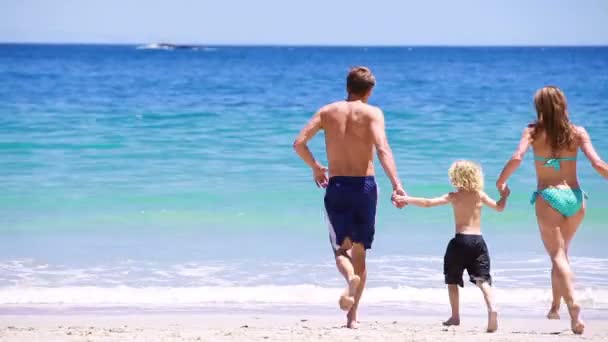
left=0, top=44, right=607, bottom=316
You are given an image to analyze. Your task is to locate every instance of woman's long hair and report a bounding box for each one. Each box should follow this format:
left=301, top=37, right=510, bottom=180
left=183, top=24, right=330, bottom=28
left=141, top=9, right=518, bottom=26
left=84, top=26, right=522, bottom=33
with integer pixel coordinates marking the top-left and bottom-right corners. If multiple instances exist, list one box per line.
left=532, top=86, right=576, bottom=153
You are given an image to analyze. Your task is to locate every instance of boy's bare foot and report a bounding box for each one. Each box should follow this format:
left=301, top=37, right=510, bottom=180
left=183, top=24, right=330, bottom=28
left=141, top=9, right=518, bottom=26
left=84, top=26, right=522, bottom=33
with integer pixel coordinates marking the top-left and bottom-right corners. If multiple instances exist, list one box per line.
left=338, top=275, right=360, bottom=311
left=568, top=303, right=585, bottom=335
left=547, top=304, right=560, bottom=320
left=442, top=317, right=460, bottom=326
left=487, top=311, right=498, bottom=333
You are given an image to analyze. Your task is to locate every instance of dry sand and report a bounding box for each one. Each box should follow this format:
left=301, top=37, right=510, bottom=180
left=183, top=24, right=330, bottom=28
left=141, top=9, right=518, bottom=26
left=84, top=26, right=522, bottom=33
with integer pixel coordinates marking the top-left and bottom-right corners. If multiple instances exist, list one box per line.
left=1, top=313, right=606, bottom=341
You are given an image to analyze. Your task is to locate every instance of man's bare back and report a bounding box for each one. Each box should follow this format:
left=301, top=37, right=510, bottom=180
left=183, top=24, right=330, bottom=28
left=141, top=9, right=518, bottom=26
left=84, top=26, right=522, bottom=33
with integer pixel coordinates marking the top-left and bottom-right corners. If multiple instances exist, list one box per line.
left=320, top=100, right=381, bottom=177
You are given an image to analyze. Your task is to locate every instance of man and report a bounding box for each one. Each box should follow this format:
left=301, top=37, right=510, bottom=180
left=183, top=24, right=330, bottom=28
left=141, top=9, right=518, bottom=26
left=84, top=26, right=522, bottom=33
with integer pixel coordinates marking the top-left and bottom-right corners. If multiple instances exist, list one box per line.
left=293, top=66, right=405, bottom=328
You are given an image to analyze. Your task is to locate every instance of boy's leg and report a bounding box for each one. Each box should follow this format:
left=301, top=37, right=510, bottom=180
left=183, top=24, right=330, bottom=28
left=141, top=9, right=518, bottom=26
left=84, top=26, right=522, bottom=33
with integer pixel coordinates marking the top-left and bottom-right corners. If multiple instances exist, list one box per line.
left=346, top=242, right=366, bottom=329
left=335, top=238, right=361, bottom=311
left=443, top=284, right=460, bottom=326
left=468, top=236, right=497, bottom=333
left=477, top=280, right=498, bottom=332
left=443, top=237, right=463, bottom=326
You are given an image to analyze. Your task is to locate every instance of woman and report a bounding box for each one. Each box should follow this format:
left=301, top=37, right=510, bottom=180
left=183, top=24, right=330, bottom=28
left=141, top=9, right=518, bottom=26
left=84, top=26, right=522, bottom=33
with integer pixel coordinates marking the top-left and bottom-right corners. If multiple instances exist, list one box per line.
left=496, top=86, right=608, bottom=335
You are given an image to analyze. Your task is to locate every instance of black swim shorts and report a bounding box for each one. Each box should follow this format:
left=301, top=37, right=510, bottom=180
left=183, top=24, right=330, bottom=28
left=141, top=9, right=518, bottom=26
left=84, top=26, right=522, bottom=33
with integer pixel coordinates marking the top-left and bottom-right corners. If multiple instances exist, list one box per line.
left=444, top=233, right=492, bottom=287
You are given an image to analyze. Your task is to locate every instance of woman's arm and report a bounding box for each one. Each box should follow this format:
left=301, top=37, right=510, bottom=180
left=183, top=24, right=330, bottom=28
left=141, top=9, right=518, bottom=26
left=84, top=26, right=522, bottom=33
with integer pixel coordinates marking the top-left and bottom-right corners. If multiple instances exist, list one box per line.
left=496, top=127, right=532, bottom=192
left=578, top=126, right=608, bottom=179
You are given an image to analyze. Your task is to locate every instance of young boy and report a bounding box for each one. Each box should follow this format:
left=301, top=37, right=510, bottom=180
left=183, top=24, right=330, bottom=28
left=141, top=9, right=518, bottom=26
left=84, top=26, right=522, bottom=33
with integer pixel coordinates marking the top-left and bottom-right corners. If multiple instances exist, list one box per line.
left=393, top=160, right=509, bottom=333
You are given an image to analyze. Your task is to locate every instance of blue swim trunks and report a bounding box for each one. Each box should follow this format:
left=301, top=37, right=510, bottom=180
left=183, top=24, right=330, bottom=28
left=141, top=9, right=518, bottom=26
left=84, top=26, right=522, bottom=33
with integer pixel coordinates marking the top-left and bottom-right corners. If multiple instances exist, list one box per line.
left=324, top=176, right=377, bottom=251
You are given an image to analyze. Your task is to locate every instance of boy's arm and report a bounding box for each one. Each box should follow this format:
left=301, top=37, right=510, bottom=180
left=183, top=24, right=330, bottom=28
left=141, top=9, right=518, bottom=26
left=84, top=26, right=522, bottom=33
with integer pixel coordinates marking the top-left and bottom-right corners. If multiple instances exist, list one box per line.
left=400, top=193, right=453, bottom=208
left=481, top=189, right=509, bottom=212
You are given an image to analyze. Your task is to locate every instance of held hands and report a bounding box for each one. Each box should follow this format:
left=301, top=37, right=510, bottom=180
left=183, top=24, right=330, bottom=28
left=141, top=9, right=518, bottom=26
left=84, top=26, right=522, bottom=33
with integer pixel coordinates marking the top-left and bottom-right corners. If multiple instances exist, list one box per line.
left=392, top=194, right=409, bottom=208
left=496, top=182, right=510, bottom=198
left=313, top=164, right=328, bottom=188
left=500, top=185, right=511, bottom=198
left=391, top=188, right=408, bottom=208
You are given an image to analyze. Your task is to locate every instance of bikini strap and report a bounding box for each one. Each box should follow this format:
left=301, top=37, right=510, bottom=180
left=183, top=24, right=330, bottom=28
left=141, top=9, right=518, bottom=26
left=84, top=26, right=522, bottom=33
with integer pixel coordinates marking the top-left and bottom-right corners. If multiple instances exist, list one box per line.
left=534, top=156, right=577, bottom=171
left=530, top=191, right=539, bottom=204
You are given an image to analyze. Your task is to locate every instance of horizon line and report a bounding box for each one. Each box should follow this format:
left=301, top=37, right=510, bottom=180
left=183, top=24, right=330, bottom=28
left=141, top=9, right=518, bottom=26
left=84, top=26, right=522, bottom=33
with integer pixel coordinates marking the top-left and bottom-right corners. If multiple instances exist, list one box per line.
left=1, top=41, right=608, bottom=48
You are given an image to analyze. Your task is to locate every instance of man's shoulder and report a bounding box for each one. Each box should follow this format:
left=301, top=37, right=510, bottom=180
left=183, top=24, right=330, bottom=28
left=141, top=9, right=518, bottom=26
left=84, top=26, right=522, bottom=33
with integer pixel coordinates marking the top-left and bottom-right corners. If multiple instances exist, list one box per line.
left=318, top=101, right=345, bottom=114
left=320, top=101, right=383, bottom=119
left=352, top=102, right=382, bottom=118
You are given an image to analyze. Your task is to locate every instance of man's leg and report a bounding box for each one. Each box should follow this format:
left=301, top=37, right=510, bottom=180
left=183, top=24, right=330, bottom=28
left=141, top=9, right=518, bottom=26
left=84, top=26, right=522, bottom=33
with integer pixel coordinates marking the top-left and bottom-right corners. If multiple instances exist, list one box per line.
left=477, top=281, right=498, bottom=332
left=335, top=238, right=360, bottom=311
left=346, top=242, right=366, bottom=329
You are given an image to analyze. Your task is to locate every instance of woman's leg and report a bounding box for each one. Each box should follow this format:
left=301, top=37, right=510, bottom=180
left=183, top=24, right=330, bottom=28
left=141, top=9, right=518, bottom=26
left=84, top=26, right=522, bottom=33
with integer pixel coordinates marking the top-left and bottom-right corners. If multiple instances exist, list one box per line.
left=548, top=205, right=585, bottom=319
left=548, top=267, right=561, bottom=319
left=536, top=199, right=585, bottom=334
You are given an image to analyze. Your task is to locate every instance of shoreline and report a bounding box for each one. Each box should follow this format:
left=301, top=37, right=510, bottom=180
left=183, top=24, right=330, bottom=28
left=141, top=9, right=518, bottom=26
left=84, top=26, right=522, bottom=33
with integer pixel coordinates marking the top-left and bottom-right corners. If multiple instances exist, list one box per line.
left=0, top=304, right=606, bottom=318
left=1, top=312, right=606, bottom=341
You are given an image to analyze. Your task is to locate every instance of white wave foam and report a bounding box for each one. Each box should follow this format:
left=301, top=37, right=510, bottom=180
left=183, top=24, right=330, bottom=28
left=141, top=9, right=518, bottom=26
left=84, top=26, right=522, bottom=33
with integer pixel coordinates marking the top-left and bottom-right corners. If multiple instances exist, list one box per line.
left=1, top=285, right=606, bottom=309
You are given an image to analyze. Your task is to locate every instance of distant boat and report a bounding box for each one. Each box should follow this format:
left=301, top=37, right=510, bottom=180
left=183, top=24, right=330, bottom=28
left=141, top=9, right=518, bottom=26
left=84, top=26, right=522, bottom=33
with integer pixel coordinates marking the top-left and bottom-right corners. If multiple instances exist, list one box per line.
left=136, top=43, right=203, bottom=50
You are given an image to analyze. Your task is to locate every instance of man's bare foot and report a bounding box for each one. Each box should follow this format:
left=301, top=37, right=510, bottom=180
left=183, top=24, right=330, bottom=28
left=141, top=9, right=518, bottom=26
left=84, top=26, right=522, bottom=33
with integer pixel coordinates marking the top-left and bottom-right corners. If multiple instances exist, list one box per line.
left=568, top=303, right=585, bottom=335
left=346, top=320, right=359, bottom=329
left=442, top=317, right=460, bottom=326
left=346, top=311, right=359, bottom=329
left=338, top=294, right=354, bottom=311
left=338, top=276, right=360, bottom=311
left=487, top=311, right=498, bottom=333
left=547, top=304, right=560, bottom=320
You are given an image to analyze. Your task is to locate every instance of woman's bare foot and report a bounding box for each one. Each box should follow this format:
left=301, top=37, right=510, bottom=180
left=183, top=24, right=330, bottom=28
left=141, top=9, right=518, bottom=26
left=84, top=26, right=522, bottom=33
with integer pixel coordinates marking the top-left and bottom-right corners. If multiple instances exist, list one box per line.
left=487, top=311, right=498, bottom=333
left=547, top=304, right=560, bottom=320
left=442, top=317, right=460, bottom=326
left=338, top=275, right=360, bottom=311
left=568, top=303, right=585, bottom=335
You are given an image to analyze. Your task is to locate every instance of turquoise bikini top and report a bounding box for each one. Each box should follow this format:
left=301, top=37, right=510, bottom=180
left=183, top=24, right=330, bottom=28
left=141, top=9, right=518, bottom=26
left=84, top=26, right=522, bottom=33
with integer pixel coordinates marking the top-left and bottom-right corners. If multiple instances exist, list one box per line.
left=534, top=156, right=577, bottom=171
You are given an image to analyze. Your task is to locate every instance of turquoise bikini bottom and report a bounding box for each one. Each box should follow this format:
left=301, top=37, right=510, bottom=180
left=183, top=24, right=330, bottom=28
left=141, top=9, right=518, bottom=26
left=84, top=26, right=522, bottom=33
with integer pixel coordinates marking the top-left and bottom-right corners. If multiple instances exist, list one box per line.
left=530, top=188, right=587, bottom=217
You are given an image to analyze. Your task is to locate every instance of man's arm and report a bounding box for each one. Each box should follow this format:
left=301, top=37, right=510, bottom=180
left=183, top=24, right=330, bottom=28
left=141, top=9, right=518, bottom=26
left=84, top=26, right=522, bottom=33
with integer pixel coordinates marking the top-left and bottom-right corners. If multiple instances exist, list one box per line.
left=293, top=109, right=328, bottom=187
left=370, top=109, right=403, bottom=194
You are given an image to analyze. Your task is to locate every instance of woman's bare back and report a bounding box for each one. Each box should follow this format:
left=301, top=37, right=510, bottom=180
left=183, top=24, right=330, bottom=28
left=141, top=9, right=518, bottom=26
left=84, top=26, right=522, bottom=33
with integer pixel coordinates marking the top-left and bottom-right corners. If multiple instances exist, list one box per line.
left=530, top=125, right=582, bottom=189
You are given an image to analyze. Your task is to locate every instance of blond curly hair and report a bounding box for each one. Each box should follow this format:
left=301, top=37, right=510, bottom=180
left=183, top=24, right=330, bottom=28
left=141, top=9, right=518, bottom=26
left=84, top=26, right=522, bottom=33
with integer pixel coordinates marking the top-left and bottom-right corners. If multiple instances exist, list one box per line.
left=448, top=160, right=484, bottom=192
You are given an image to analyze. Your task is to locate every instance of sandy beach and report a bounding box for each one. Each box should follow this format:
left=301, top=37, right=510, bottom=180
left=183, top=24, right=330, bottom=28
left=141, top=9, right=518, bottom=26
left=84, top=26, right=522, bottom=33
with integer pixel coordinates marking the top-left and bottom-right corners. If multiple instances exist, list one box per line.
left=1, top=313, right=606, bottom=341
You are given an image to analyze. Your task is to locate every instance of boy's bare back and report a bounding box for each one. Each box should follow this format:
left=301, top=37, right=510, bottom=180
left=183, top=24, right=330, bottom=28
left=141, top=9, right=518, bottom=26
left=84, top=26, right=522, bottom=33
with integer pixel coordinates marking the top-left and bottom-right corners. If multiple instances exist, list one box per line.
left=450, top=191, right=486, bottom=234
left=321, top=100, right=382, bottom=177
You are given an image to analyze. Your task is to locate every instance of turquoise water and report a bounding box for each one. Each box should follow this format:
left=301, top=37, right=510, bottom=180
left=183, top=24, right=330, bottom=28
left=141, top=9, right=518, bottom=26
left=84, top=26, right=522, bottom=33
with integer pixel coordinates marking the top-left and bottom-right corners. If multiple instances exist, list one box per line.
left=0, top=45, right=607, bottom=313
